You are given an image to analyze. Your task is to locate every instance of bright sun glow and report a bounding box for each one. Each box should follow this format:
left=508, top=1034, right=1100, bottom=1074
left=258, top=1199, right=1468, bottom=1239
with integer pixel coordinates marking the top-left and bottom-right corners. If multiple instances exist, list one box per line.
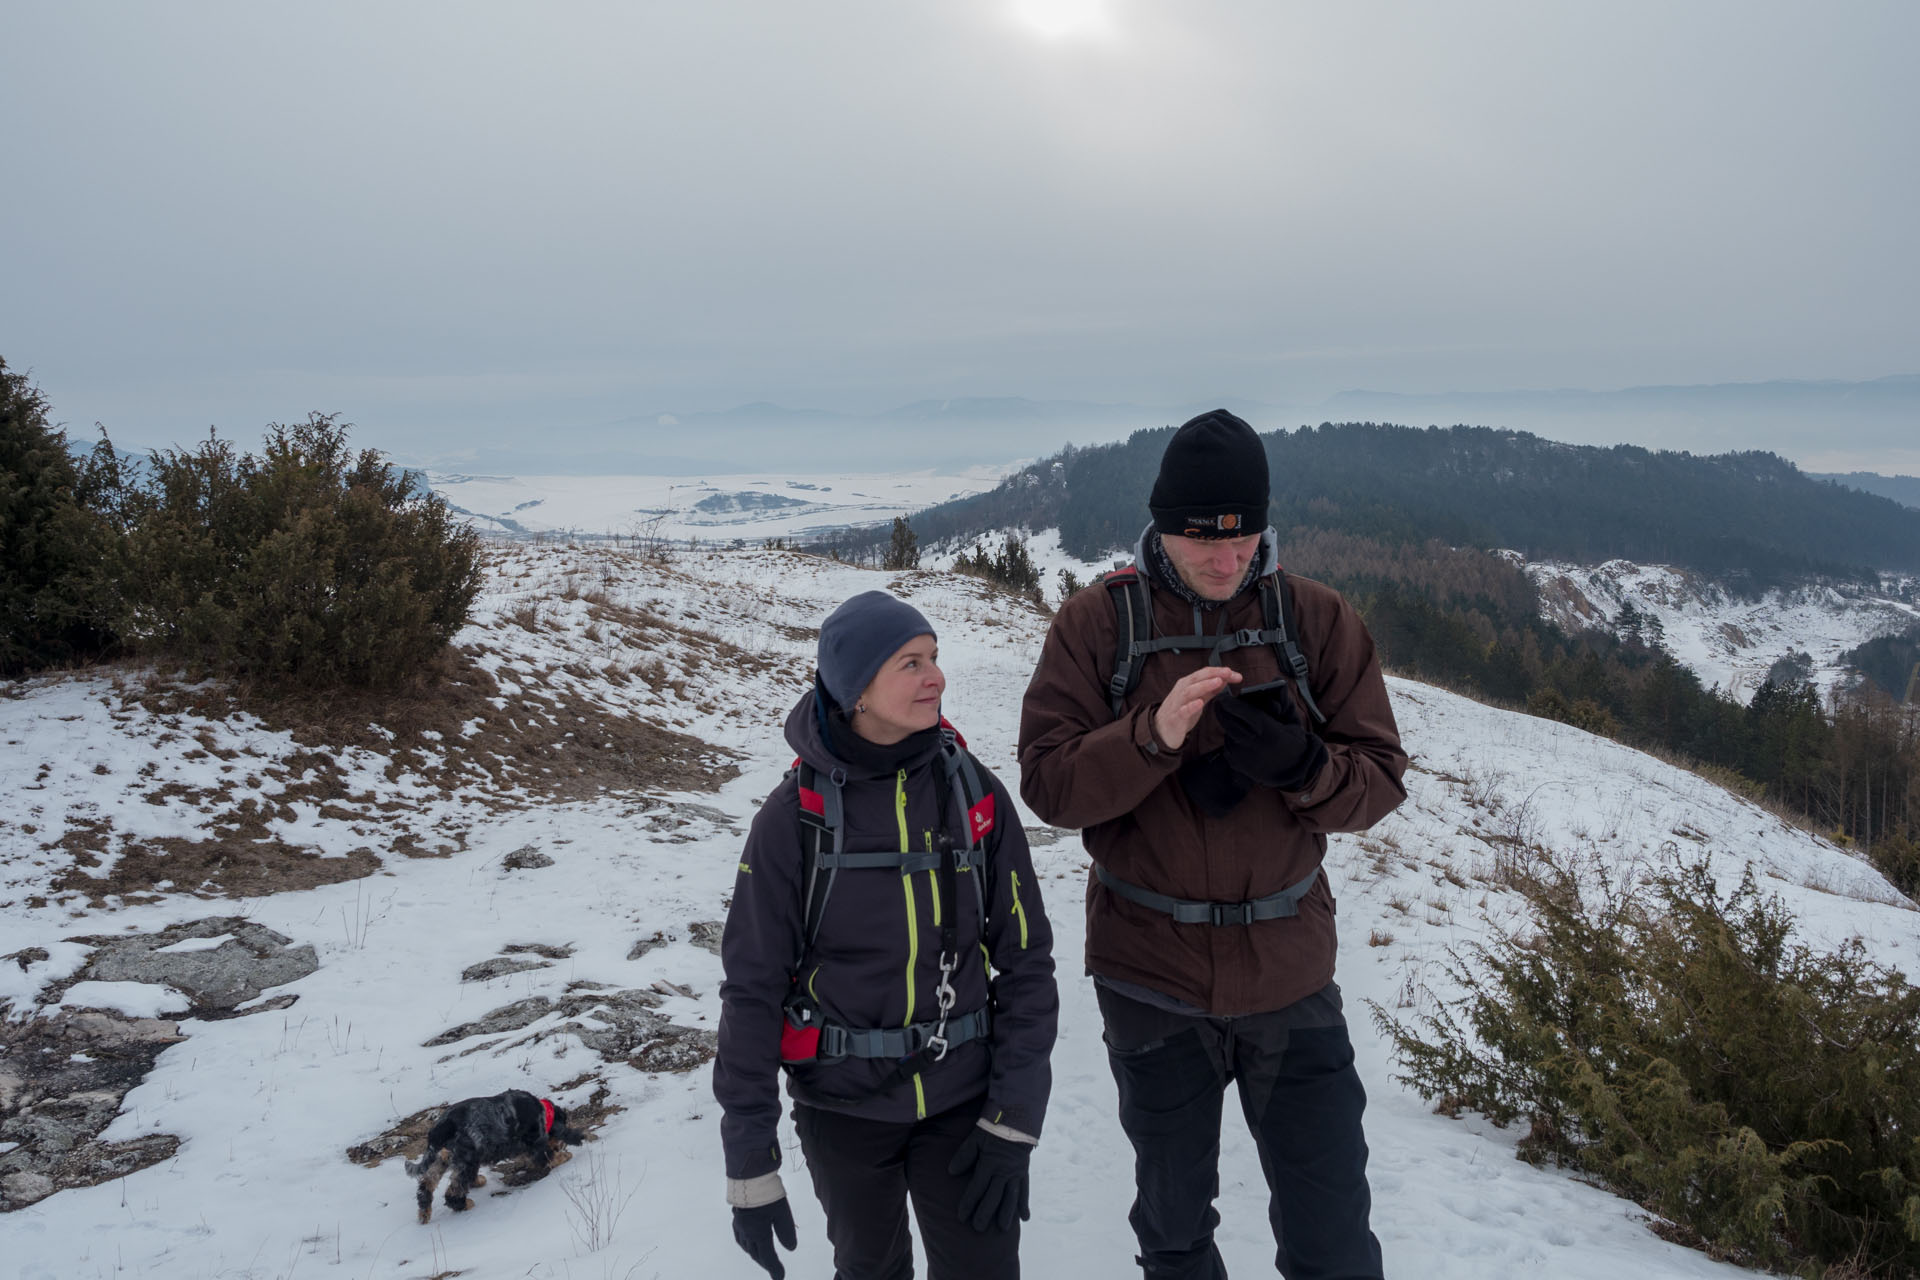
left=1009, top=0, right=1116, bottom=42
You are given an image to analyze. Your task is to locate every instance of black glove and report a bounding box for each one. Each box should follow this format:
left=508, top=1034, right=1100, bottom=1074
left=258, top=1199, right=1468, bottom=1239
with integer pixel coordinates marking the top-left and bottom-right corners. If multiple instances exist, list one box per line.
left=732, top=1198, right=798, bottom=1279
left=1216, top=688, right=1329, bottom=792
left=946, top=1127, right=1033, bottom=1233
left=1179, top=747, right=1250, bottom=818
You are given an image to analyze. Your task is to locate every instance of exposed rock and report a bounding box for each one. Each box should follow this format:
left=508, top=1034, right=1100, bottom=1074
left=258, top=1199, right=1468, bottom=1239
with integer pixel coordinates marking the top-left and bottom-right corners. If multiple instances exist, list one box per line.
left=687, top=921, right=725, bottom=956
left=2, top=1172, right=54, bottom=1206
left=625, top=931, right=666, bottom=961
left=0, top=1009, right=188, bottom=1212
left=1023, top=825, right=1078, bottom=847
left=4, top=948, right=50, bottom=972
left=425, top=988, right=716, bottom=1074
left=461, top=956, right=552, bottom=983
left=503, top=845, right=554, bottom=870
left=63, top=917, right=317, bottom=1016
left=502, top=943, right=573, bottom=959
left=425, top=996, right=555, bottom=1046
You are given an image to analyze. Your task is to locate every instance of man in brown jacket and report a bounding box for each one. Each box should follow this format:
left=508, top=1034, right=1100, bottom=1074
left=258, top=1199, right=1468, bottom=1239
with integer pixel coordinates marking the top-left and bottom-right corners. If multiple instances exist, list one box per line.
left=1018, top=409, right=1407, bottom=1280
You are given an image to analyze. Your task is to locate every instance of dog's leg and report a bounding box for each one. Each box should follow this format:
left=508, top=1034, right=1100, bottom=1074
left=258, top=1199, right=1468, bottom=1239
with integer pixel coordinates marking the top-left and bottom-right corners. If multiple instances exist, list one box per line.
left=444, top=1155, right=478, bottom=1213
left=414, top=1150, right=449, bottom=1224
left=470, top=1172, right=487, bottom=1188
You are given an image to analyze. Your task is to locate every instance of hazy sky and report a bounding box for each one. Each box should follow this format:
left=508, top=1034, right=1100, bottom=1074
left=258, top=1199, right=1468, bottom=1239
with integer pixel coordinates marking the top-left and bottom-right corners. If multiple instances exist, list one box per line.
left=5, top=1, right=1917, bottom=466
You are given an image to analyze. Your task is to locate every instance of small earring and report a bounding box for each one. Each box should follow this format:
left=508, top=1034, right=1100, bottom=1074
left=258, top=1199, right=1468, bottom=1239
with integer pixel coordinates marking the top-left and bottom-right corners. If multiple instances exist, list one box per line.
left=855, top=702, right=867, bottom=714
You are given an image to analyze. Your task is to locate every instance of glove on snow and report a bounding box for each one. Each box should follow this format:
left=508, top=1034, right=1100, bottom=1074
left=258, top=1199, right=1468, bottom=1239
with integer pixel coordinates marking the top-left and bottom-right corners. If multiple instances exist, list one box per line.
left=732, top=1198, right=798, bottom=1279
left=947, top=1127, right=1033, bottom=1233
left=1179, top=747, right=1251, bottom=818
left=1216, top=688, right=1329, bottom=793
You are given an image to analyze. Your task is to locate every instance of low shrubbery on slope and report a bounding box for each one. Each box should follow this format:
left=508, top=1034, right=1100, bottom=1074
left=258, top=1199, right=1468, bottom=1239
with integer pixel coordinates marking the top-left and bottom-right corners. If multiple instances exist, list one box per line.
left=1377, top=852, right=1920, bottom=1277
left=91, top=413, right=481, bottom=690
left=1, top=361, right=482, bottom=692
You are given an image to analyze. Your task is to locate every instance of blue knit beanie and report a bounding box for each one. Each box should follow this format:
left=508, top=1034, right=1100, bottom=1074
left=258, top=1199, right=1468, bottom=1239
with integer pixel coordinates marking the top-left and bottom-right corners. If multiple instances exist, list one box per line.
left=816, top=591, right=938, bottom=709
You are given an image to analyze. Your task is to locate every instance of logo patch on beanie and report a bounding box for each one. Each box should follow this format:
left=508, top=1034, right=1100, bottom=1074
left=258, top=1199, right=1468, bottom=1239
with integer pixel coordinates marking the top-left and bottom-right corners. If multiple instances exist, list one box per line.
left=1182, top=511, right=1244, bottom=536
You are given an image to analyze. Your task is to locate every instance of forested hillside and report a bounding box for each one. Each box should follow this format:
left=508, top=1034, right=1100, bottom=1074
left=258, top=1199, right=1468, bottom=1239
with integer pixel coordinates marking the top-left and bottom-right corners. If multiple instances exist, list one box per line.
left=889, top=423, right=1920, bottom=586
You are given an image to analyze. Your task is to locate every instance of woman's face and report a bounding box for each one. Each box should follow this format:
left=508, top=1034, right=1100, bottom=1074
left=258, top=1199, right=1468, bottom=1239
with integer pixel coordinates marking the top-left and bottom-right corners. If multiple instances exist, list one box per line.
left=851, top=634, right=944, bottom=744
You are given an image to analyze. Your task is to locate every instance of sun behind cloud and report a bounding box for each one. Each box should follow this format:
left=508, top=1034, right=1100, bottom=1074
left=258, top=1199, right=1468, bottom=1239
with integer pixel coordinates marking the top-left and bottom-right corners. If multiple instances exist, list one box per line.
left=1008, top=0, right=1117, bottom=42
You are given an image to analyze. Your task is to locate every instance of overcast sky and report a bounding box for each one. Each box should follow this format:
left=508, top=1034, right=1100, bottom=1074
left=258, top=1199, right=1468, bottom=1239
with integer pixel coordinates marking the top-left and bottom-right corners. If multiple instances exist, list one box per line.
left=4, top=1, right=1917, bottom=468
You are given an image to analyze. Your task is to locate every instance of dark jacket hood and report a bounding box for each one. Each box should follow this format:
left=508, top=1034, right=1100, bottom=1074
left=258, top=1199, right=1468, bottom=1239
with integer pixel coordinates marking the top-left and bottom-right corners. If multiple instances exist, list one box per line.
left=783, top=681, right=944, bottom=782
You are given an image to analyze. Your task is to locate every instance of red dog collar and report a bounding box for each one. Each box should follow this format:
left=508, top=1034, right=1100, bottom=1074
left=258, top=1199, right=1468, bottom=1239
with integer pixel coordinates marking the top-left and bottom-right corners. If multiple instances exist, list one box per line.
left=540, top=1098, right=555, bottom=1135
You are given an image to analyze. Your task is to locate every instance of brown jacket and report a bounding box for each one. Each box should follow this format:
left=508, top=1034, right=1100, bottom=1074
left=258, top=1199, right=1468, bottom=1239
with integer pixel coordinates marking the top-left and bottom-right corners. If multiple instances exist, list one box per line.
left=1017, top=539, right=1408, bottom=1015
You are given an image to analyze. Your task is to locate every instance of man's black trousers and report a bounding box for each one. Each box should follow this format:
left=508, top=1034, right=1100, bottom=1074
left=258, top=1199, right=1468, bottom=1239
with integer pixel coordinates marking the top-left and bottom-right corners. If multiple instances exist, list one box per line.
left=1098, top=982, right=1384, bottom=1280
left=794, top=1099, right=1020, bottom=1280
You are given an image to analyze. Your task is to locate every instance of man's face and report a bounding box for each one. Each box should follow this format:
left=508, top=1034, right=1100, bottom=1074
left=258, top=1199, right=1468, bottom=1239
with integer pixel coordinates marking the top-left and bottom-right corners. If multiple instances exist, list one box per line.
left=1160, top=532, right=1261, bottom=601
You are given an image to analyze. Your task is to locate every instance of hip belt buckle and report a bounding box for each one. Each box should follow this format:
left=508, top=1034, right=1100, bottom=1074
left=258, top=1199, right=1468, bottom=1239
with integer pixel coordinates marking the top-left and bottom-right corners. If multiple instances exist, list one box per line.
left=1210, top=901, right=1255, bottom=926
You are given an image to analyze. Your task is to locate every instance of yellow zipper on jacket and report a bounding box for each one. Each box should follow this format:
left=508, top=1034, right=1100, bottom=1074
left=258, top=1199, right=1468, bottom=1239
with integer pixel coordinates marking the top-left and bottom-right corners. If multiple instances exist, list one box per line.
left=898, top=769, right=917, bottom=1026
left=926, top=830, right=941, bottom=926
left=1010, top=869, right=1030, bottom=949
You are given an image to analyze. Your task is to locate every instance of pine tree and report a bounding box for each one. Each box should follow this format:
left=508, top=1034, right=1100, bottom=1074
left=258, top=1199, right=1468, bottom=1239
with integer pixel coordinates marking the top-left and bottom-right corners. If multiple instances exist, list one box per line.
left=882, top=516, right=919, bottom=570
left=0, top=358, right=115, bottom=675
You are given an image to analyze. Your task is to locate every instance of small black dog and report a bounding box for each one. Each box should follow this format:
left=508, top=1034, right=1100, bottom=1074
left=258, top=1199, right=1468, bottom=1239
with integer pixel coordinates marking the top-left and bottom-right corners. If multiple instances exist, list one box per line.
left=404, top=1089, right=584, bottom=1223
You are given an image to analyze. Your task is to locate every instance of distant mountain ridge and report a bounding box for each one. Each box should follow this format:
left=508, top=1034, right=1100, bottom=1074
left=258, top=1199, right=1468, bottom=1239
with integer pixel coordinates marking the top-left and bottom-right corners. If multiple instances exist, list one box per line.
left=1811, top=471, right=1920, bottom=510
left=874, top=422, right=1920, bottom=586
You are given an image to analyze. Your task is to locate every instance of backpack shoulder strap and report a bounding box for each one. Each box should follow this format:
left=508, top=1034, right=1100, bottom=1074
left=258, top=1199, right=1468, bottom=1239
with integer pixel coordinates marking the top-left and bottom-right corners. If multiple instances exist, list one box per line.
left=790, top=760, right=841, bottom=963
left=1101, top=566, right=1152, bottom=719
left=942, top=741, right=994, bottom=860
left=1260, top=571, right=1328, bottom=726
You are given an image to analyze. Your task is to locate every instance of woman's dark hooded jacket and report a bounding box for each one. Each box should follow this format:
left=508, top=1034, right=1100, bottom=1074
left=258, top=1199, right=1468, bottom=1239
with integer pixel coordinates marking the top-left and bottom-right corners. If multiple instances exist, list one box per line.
left=713, top=687, right=1058, bottom=1180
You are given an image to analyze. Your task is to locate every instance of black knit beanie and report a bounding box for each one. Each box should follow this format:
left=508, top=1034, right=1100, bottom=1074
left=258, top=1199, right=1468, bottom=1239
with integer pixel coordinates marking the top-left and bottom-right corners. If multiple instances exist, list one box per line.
left=1148, top=409, right=1270, bottom=539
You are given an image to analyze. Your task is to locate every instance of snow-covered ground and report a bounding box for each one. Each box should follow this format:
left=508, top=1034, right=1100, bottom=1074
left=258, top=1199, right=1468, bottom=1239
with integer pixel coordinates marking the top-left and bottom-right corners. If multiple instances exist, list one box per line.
left=4, top=542, right=1916, bottom=1279
left=427, top=467, right=1013, bottom=543
left=1527, top=559, right=1920, bottom=700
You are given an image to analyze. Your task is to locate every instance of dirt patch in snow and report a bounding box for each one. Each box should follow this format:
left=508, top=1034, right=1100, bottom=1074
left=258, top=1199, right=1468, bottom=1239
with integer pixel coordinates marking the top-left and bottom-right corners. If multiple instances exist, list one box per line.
left=126, top=647, right=736, bottom=811
left=54, top=829, right=379, bottom=906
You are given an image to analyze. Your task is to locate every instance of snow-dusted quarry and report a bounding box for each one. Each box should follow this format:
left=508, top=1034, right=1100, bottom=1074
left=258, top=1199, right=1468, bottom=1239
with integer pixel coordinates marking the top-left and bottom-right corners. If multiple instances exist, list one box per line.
left=1528, top=558, right=1920, bottom=699
left=4, top=541, right=1916, bottom=1279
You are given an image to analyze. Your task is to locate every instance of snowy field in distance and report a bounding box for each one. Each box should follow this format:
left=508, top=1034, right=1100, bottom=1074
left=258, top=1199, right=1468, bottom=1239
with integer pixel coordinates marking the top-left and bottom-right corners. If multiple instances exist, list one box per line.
left=428, top=466, right=1014, bottom=543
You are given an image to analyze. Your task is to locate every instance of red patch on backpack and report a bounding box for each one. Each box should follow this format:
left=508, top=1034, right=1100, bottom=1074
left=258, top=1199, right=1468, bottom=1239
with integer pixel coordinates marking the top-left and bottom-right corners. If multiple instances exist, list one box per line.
left=967, top=793, right=996, bottom=839
left=798, top=787, right=825, bottom=817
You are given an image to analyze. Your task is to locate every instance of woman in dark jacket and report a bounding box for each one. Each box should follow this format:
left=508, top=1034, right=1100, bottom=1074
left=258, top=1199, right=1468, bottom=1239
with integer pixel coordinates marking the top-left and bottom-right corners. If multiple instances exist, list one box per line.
left=714, top=590, right=1058, bottom=1280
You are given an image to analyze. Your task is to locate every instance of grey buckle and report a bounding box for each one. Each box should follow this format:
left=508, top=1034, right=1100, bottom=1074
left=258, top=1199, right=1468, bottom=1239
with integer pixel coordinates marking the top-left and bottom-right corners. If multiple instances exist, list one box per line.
left=1210, top=901, right=1255, bottom=926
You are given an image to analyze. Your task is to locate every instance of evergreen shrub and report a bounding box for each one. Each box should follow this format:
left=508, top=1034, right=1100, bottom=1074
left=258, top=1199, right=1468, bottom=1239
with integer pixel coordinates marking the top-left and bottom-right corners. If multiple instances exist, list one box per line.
left=1375, top=852, right=1920, bottom=1277
left=955, top=534, right=1044, bottom=606
left=0, top=358, right=116, bottom=675
left=114, top=413, right=481, bottom=689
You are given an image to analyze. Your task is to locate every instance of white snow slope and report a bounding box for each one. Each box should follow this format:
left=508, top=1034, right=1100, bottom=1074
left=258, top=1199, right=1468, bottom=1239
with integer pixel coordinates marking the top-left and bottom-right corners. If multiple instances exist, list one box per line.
left=4, top=542, right=1916, bottom=1280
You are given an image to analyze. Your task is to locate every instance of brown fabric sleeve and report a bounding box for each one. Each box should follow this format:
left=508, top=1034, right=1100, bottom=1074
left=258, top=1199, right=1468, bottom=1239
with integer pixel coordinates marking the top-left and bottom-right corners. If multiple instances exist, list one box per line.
left=1017, top=590, right=1184, bottom=830
left=1281, top=582, right=1409, bottom=833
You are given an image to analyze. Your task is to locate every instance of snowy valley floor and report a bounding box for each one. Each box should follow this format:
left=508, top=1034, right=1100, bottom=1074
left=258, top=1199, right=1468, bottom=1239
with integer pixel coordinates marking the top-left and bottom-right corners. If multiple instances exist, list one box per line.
left=3, top=543, right=1917, bottom=1280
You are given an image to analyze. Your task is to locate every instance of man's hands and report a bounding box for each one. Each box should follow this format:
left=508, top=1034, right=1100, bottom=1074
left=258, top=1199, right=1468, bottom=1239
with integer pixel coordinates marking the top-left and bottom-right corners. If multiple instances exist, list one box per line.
left=1215, top=689, right=1329, bottom=793
left=1151, top=666, right=1241, bottom=750
left=731, top=1197, right=798, bottom=1278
